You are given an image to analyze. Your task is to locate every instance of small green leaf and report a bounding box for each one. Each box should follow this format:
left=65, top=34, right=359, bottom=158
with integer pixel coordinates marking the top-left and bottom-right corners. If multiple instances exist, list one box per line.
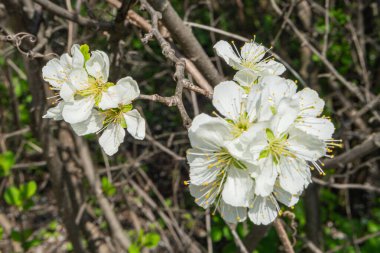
left=0, top=227, right=3, bottom=240
left=259, top=149, right=269, bottom=160
left=121, top=104, right=133, bottom=113
left=101, top=177, right=116, bottom=197
left=20, top=181, right=37, bottom=199
left=11, top=230, right=22, bottom=242
left=120, top=117, right=127, bottom=128
left=80, top=44, right=91, bottom=62
left=0, top=151, right=15, bottom=177
left=128, top=243, right=140, bottom=253
left=143, top=233, right=160, bottom=248
left=23, top=238, right=42, bottom=250
left=4, top=186, right=22, bottom=207
left=265, top=128, right=275, bottom=141
left=211, top=229, right=223, bottom=242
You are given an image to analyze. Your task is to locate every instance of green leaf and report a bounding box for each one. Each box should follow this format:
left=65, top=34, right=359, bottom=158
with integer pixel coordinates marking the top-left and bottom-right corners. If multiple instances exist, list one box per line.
left=128, top=243, right=140, bottom=253
left=265, top=128, right=275, bottom=141
left=143, top=233, right=160, bottom=248
left=0, top=151, right=15, bottom=177
left=120, top=117, right=128, bottom=128
left=80, top=44, right=91, bottom=62
left=23, top=238, right=42, bottom=250
left=101, top=177, right=116, bottom=197
left=20, top=181, right=37, bottom=199
left=4, top=186, right=22, bottom=207
left=259, top=149, right=269, bottom=160
left=121, top=104, right=133, bottom=113
left=211, top=228, right=223, bottom=242
left=0, top=227, right=3, bottom=240
left=11, top=230, right=22, bottom=242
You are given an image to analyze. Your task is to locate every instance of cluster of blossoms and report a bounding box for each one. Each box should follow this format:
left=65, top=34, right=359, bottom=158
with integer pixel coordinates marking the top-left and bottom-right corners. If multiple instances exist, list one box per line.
left=186, top=40, right=340, bottom=225
left=42, top=45, right=145, bottom=156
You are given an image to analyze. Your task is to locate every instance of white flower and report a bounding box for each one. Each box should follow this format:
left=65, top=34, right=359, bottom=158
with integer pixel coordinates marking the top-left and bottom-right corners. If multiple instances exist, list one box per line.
left=67, top=76, right=145, bottom=156
left=214, top=40, right=285, bottom=76
left=212, top=81, right=261, bottom=138
left=42, top=44, right=84, bottom=101
left=186, top=113, right=258, bottom=223
left=97, top=77, right=145, bottom=156
left=229, top=99, right=326, bottom=197
left=61, top=51, right=111, bottom=124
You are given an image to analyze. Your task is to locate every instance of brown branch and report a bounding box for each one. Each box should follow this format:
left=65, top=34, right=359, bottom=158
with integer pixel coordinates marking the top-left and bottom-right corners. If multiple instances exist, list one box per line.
left=274, top=219, right=295, bottom=253
left=77, top=138, right=131, bottom=250
left=139, top=0, right=192, bottom=128
left=33, top=0, right=112, bottom=29
left=324, top=132, right=380, bottom=169
left=146, top=0, right=223, bottom=86
left=312, top=178, right=380, bottom=194
left=226, top=223, right=249, bottom=253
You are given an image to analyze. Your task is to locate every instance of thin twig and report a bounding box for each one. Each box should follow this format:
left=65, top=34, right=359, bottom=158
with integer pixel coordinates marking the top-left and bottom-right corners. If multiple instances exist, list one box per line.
left=273, top=219, right=295, bottom=253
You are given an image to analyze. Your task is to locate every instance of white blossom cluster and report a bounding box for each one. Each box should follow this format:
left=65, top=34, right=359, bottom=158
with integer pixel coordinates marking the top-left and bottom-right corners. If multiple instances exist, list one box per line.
left=186, top=40, right=340, bottom=225
left=42, top=45, right=145, bottom=156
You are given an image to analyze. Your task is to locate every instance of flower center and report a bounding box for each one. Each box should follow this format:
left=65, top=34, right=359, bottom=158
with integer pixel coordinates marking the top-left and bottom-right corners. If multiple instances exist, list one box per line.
left=76, top=77, right=114, bottom=105
left=259, top=129, right=295, bottom=164
left=230, top=113, right=252, bottom=138
left=101, top=104, right=133, bottom=128
left=208, top=147, right=247, bottom=171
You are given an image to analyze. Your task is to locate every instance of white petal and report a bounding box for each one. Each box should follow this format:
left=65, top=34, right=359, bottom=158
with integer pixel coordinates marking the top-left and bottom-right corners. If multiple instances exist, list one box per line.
left=86, top=51, right=109, bottom=82
left=43, top=102, right=64, bottom=120
left=188, top=114, right=231, bottom=151
left=255, top=157, right=278, bottom=197
left=294, top=88, right=324, bottom=117
left=295, top=117, right=334, bottom=140
left=212, top=81, right=244, bottom=121
left=71, top=110, right=104, bottom=136
left=59, top=53, right=72, bottom=69
left=71, top=44, right=85, bottom=69
left=256, top=60, right=286, bottom=75
left=222, top=167, right=253, bottom=207
left=123, top=109, right=145, bottom=140
left=225, top=122, right=268, bottom=162
left=189, top=183, right=218, bottom=209
left=246, top=84, right=262, bottom=122
left=97, top=89, right=119, bottom=110
left=287, top=128, right=326, bottom=161
left=241, top=42, right=266, bottom=63
left=59, top=83, right=76, bottom=102
left=278, top=157, right=311, bottom=194
left=273, top=184, right=300, bottom=207
left=99, top=123, right=125, bottom=156
left=69, top=69, right=90, bottom=91
left=248, top=196, right=278, bottom=225
left=258, top=76, right=297, bottom=121
left=99, top=77, right=140, bottom=110
left=219, top=199, right=247, bottom=224
left=62, top=96, right=95, bottom=124
left=115, top=77, right=140, bottom=104
left=213, top=40, right=241, bottom=69
left=234, top=69, right=258, bottom=87
left=42, top=59, right=66, bottom=88
left=187, top=149, right=220, bottom=185
left=270, top=98, right=299, bottom=135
